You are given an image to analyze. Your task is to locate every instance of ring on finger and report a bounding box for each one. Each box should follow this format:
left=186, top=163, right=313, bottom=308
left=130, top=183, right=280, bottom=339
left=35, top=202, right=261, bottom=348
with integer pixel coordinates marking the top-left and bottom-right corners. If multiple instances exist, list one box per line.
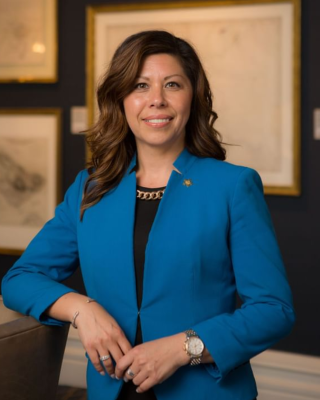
left=126, top=368, right=135, bottom=378
left=100, top=355, right=110, bottom=362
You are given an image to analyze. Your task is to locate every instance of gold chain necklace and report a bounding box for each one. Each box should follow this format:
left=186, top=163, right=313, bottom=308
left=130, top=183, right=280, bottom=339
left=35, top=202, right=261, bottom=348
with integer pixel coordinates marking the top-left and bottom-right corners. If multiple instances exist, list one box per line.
left=136, top=188, right=165, bottom=200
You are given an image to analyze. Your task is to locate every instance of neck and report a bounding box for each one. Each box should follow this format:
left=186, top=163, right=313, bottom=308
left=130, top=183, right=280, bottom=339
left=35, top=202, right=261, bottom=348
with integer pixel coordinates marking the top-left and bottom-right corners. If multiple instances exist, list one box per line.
left=135, top=145, right=183, bottom=188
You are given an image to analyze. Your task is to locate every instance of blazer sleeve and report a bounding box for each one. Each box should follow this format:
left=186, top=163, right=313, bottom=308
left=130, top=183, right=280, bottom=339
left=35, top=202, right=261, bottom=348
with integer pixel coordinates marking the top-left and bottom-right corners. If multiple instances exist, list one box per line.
left=1, top=170, right=88, bottom=326
left=192, top=167, right=295, bottom=381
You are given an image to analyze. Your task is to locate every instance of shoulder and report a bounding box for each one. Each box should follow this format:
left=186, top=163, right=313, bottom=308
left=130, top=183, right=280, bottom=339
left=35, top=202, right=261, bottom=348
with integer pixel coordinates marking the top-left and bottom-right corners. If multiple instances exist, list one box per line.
left=191, top=156, right=262, bottom=190
left=67, top=169, right=89, bottom=195
left=58, top=169, right=89, bottom=213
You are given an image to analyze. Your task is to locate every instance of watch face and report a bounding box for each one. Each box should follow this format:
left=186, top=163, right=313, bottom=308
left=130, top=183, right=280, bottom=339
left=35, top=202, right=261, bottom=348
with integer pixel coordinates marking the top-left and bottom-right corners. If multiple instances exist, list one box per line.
left=187, top=337, right=204, bottom=356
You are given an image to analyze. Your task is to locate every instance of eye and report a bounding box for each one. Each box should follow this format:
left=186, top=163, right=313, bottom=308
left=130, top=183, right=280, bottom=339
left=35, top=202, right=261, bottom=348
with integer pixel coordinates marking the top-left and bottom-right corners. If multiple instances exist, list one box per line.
left=134, top=82, right=148, bottom=90
left=165, top=81, right=180, bottom=88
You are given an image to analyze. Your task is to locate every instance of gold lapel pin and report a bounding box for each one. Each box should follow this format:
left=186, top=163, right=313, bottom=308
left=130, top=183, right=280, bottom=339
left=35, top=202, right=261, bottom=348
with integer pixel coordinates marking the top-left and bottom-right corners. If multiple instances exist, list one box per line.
left=183, top=179, right=193, bottom=187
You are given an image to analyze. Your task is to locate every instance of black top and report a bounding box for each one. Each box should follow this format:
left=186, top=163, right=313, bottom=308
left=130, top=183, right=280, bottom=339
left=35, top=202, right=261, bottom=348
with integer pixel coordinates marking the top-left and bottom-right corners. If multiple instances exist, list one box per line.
left=117, top=186, right=165, bottom=400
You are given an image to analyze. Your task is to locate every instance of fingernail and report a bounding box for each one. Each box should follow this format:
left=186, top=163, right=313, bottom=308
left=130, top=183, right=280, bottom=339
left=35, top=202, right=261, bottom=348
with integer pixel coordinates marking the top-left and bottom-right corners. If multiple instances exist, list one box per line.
left=136, top=388, right=141, bottom=393
left=123, top=377, right=128, bottom=383
left=115, top=376, right=120, bottom=380
left=111, top=374, right=116, bottom=379
left=100, top=371, right=105, bottom=376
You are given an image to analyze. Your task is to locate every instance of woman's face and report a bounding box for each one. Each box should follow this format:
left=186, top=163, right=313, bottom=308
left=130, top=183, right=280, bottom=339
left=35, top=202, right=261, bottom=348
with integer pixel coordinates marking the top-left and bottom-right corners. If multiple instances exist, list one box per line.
left=123, top=53, right=193, bottom=153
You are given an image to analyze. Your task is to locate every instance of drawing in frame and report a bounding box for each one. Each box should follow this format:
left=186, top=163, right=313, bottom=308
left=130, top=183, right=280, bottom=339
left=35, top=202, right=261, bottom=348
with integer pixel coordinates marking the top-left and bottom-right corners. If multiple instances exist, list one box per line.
left=87, top=0, right=301, bottom=195
left=0, top=0, right=58, bottom=83
left=0, top=109, right=61, bottom=255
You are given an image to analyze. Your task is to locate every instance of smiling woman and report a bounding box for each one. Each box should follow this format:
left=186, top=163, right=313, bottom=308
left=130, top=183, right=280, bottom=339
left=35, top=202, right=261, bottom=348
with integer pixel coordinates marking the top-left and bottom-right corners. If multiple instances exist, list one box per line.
left=2, top=30, right=295, bottom=400
left=123, top=53, right=193, bottom=185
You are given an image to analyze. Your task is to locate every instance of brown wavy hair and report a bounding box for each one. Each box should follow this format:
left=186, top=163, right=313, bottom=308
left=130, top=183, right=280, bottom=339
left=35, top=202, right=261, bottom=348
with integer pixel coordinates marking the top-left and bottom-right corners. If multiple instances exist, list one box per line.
left=81, top=30, right=226, bottom=219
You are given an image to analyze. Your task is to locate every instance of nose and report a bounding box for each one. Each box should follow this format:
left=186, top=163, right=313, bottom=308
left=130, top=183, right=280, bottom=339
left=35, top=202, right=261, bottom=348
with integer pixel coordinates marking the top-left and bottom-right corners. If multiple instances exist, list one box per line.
left=149, top=86, right=167, bottom=108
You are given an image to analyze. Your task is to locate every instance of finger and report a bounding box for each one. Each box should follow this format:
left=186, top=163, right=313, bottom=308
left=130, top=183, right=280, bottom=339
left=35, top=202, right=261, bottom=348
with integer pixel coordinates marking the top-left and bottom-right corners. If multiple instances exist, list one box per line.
left=118, top=335, right=133, bottom=354
left=103, top=343, right=130, bottom=379
left=109, top=343, right=126, bottom=364
left=115, top=350, right=135, bottom=379
left=99, top=353, right=114, bottom=377
left=97, top=343, right=126, bottom=377
left=132, top=369, right=148, bottom=386
left=87, top=349, right=106, bottom=376
left=136, top=376, right=156, bottom=394
left=124, top=366, right=137, bottom=382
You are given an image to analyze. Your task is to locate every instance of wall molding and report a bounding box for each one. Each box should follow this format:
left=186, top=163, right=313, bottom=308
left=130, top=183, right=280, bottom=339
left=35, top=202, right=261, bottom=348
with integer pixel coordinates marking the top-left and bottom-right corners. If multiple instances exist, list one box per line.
left=60, top=330, right=320, bottom=399
left=251, top=349, right=320, bottom=400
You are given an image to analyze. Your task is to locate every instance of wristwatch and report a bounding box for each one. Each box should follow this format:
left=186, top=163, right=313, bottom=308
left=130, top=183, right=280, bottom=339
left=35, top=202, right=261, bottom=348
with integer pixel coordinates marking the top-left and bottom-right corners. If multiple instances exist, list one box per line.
left=184, top=330, right=205, bottom=366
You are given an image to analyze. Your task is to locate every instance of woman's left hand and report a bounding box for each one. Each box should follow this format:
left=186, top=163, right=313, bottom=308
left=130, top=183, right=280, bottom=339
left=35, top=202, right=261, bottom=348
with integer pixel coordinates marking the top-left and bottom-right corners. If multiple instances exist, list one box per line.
left=115, top=333, right=190, bottom=393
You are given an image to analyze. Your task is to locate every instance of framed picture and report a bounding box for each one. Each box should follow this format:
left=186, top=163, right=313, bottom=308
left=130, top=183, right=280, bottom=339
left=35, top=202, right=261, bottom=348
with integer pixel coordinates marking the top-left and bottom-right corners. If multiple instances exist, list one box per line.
left=0, top=109, right=61, bottom=254
left=87, top=0, right=301, bottom=195
left=0, top=0, right=58, bottom=83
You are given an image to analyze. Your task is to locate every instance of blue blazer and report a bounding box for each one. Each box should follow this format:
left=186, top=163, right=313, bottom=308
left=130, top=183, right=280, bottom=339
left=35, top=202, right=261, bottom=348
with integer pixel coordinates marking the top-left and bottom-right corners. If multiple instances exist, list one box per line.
left=2, top=149, right=295, bottom=400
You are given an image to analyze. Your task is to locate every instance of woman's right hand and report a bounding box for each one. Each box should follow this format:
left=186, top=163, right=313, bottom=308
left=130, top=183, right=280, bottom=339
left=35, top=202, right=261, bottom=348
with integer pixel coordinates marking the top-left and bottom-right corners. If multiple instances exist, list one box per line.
left=45, top=292, right=132, bottom=378
left=75, top=301, right=132, bottom=377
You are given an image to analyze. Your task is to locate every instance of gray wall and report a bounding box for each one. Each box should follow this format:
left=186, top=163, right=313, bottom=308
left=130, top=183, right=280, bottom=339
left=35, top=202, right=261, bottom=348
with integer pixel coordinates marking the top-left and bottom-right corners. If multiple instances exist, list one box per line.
left=0, top=0, right=319, bottom=357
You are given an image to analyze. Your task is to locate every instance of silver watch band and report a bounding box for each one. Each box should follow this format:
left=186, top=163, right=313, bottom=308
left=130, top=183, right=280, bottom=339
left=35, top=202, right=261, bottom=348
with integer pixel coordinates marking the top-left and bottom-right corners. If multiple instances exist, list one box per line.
left=190, top=357, right=202, bottom=366
left=185, top=329, right=198, bottom=338
left=184, top=329, right=204, bottom=366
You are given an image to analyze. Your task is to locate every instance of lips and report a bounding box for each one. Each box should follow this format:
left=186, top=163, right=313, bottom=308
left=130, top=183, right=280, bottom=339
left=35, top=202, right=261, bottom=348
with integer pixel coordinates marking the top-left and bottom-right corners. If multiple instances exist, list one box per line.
left=142, top=115, right=173, bottom=128
left=143, top=115, right=173, bottom=123
left=144, top=118, right=171, bottom=123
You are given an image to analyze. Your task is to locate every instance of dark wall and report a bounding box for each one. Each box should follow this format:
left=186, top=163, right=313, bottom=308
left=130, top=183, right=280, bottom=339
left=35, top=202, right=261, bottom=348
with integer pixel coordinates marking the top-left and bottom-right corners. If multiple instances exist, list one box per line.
left=0, top=0, right=319, bottom=358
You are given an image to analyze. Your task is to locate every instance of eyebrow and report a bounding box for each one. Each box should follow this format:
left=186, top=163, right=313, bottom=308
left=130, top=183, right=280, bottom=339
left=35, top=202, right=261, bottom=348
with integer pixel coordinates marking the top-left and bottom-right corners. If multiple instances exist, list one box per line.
left=136, top=74, right=185, bottom=81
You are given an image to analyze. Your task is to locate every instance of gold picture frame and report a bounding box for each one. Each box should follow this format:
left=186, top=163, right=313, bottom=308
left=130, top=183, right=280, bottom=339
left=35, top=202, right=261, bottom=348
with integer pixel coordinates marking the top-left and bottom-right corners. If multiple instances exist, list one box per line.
left=87, top=0, right=301, bottom=195
left=0, top=0, right=58, bottom=83
left=0, top=109, right=61, bottom=255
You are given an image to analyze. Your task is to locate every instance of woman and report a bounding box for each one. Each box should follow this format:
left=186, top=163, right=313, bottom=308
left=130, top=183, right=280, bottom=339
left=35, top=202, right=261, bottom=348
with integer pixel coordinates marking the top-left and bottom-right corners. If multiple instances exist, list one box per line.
left=2, top=31, right=295, bottom=400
